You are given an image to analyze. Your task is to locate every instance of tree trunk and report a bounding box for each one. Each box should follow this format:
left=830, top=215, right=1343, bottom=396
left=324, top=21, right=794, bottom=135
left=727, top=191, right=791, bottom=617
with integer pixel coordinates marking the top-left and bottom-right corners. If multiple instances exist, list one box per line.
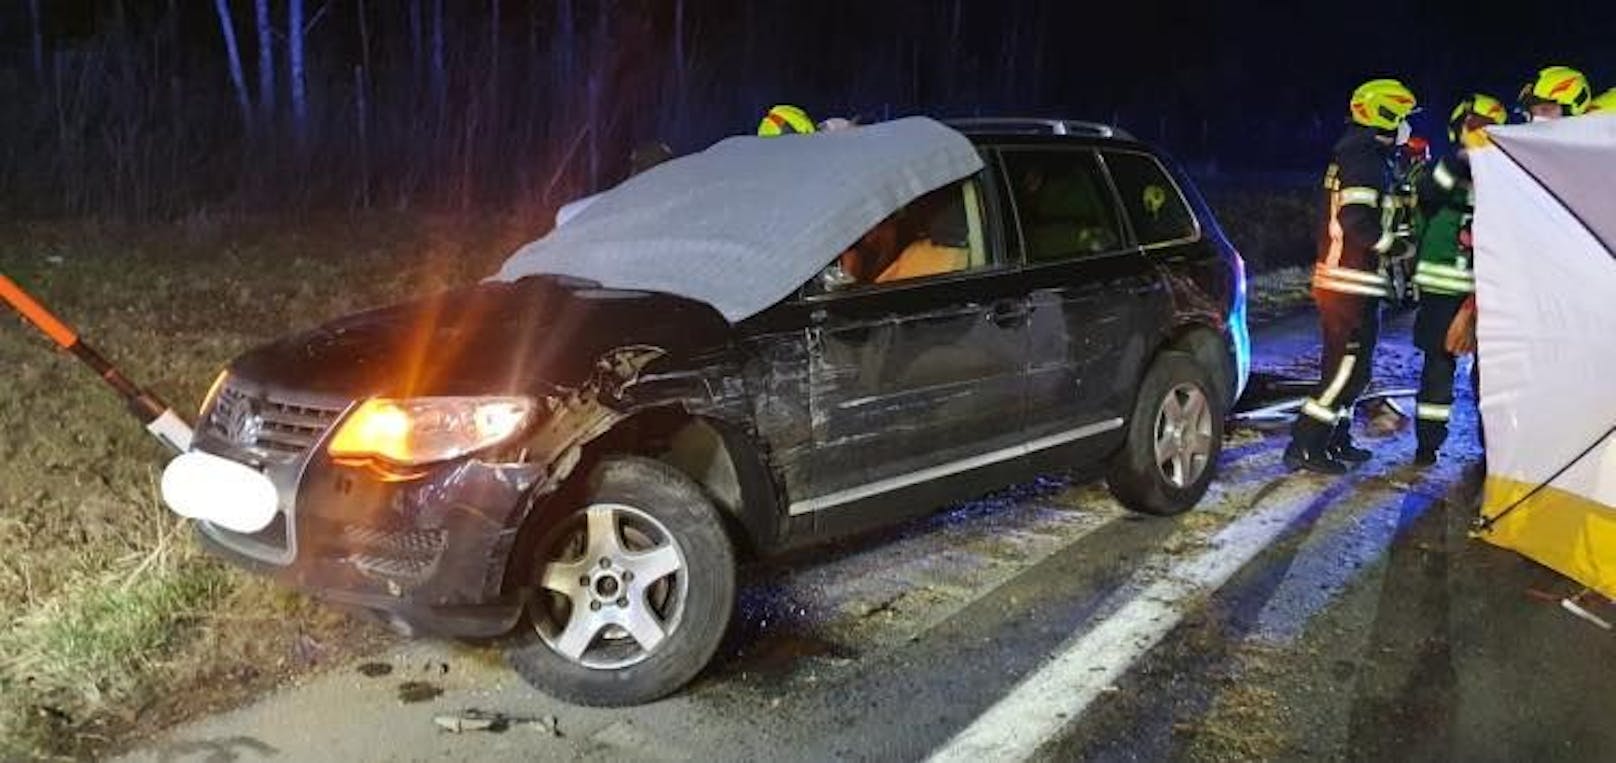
left=430, top=0, right=446, bottom=113
left=27, top=0, right=44, bottom=86
left=355, top=65, right=370, bottom=208
left=489, top=0, right=500, bottom=90
left=254, top=0, right=274, bottom=117
left=489, top=0, right=500, bottom=132
left=673, top=0, right=685, bottom=93
left=212, top=0, right=253, bottom=126
left=288, top=0, right=307, bottom=145
left=407, top=0, right=422, bottom=82
left=357, top=0, right=372, bottom=74
left=558, top=0, right=575, bottom=85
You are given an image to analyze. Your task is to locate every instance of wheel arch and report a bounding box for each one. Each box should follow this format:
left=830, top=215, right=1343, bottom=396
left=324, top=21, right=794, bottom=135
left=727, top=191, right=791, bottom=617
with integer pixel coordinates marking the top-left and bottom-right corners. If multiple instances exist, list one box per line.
left=532, top=406, right=782, bottom=558
left=1159, top=322, right=1238, bottom=410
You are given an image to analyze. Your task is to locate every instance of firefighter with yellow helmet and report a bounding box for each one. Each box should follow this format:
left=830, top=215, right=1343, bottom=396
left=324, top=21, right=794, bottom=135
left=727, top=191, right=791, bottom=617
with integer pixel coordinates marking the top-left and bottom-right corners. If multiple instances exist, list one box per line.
left=1518, top=65, right=1593, bottom=121
left=757, top=104, right=817, bottom=137
left=1588, top=88, right=1616, bottom=114
left=1408, top=93, right=1506, bottom=465
left=1285, top=79, right=1419, bottom=474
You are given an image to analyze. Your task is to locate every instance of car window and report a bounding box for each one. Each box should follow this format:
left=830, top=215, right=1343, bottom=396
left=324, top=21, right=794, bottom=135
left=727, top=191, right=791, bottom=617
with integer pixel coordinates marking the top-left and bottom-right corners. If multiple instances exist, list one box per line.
left=1001, top=149, right=1125, bottom=264
left=808, top=177, right=991, bottom=295
left=1103, top=151, right=1198, bottom=246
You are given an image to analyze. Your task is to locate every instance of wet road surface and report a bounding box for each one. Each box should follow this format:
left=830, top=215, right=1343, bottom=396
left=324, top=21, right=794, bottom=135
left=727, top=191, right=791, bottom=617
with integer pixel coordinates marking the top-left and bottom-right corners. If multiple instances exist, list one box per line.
left=124, top=308, right=1616, bottom=762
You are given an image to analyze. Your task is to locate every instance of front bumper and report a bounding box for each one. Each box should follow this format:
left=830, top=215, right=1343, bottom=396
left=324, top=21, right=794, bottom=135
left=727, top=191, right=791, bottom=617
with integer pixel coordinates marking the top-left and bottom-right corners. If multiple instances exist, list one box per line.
left=192, top=431, right=548, bottom=638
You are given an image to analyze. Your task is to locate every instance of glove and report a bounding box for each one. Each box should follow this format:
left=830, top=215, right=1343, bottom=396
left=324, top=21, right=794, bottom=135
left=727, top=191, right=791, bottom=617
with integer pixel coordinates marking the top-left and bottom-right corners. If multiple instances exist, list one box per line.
left=1445, top=299, right=1478, bottom=355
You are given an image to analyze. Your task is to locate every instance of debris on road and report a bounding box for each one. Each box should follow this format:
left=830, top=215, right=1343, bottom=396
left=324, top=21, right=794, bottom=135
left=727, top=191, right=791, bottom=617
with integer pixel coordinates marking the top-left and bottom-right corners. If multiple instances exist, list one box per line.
left=432, top=709, right=562, bottom=736
left=396, top=681, right=443, bottom=703
left=356, top=662, right=393, bottom=678
left=1559, top=590, right=1614, bottom=631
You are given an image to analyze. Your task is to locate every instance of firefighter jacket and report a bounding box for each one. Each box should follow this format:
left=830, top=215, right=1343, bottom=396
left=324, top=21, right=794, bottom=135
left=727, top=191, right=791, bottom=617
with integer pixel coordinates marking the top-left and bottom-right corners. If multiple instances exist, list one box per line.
left=1313, top=126, right=1400, bottom=298
left=1413, top=155, right=1477, bottom=296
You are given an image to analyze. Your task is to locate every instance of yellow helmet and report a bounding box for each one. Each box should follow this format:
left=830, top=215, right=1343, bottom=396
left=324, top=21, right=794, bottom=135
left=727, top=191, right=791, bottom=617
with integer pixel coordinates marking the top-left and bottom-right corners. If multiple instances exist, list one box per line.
left=1589, top=88, right=1616, bottom=113
left=757, top=104, right=816, bottom=137
left=1519, top=65, right=1592, bottom=116
left=1447, top=93, right=1507, bottom=142
left=1349, top=79, right=1418, bottom=131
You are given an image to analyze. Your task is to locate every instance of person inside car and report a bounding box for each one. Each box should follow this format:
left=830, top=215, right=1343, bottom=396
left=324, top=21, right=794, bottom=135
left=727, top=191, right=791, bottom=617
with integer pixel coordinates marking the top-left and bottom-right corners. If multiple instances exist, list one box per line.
left=875, top=189, right=971, bottom=283
left=837, top=214, right=903, bottom=283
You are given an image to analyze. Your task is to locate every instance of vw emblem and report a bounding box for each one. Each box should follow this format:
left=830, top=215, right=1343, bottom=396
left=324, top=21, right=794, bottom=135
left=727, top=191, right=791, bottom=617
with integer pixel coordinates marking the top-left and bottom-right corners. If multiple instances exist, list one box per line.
left=222, top=397, right=263, bottom=447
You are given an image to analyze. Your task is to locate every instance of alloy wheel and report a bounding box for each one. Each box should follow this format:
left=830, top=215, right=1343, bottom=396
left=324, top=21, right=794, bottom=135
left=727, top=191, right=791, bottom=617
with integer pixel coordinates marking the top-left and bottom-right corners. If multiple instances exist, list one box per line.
left=532, top=502, right=688, bottom=670
left=1153, top=382, right=1214, bottom=489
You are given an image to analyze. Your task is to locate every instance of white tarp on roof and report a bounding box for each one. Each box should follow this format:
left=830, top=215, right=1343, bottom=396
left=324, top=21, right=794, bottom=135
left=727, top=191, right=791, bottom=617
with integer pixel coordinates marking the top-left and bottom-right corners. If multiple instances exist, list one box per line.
left=1471, top=114, right=1616, bottom=597
left=492, top=117, right=984, bottom=322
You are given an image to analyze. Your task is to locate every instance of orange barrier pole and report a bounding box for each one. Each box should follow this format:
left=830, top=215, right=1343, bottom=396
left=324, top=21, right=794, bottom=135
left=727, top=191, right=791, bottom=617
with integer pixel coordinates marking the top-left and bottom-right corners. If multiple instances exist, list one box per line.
left=1, top=272, right=192, bottom=453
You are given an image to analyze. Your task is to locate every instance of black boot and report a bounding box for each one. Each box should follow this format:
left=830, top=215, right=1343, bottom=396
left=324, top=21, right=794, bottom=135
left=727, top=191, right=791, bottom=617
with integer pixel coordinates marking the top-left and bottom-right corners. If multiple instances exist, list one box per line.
left=1328, top=425, right=1373, bottom=463
left=1285, top=439, right=1349, bottom=475
left=1414, top=447, right=1438, bottom=467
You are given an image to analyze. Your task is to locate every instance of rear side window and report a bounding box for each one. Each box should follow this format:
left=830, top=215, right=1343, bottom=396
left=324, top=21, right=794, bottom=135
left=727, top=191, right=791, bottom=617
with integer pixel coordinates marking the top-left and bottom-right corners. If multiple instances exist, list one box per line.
left=1001, top=150, right=1125, bottom=264
left=1104, top=152, right=1198, bottom=246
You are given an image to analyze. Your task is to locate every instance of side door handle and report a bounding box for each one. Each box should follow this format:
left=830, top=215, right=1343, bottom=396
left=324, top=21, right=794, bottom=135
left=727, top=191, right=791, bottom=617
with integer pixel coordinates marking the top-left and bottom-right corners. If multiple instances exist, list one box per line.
left=1130, top=279, right=1165, bottom=296
left=985, top=298, right=1030, bottom=328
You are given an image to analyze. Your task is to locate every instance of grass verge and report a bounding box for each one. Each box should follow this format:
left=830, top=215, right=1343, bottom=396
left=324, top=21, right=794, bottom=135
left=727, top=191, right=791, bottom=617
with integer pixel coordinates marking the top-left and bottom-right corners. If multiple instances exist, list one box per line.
left=0, top=213, right=532, bottom=759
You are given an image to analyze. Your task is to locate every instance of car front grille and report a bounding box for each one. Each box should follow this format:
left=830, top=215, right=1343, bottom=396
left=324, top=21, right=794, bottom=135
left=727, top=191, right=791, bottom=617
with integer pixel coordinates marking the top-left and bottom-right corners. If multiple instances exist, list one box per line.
left=204, top=379, right=347, bottom=463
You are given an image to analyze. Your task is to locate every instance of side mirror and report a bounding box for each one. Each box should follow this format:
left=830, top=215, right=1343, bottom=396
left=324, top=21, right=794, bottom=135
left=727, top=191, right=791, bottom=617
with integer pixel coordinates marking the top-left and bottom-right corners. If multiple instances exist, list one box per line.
left=815, top=262, right=858, bottom=294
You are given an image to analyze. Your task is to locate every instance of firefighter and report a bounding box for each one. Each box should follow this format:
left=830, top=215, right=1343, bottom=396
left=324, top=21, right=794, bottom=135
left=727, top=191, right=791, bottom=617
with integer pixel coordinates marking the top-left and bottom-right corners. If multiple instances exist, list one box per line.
left=1410, top=94, right=1506, bottom=466
left=1518, top=65, right=1592, bottom=121
left=1588, top=88, right=1616, bottom=114
left=757, top=104, right=817, bottom=136
left=1284, top=79, right=1419, bottom=475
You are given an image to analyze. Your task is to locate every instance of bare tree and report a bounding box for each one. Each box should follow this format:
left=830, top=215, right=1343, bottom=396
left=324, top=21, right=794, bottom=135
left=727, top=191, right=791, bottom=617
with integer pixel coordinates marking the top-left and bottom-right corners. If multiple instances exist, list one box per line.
left=288, top=0, right=308, bottom=144
left=212, top=0, right=253, bottom=126
left=27, top=0, right=45, bottom=86
left=430, top=0, right=446, bottom=113
left=254, top=0, right=275, bottom=117
left=489, top=0, right=501, bottom=129
left=357, top=0, right=372, bottom=73
left=673, top=0, right=686, bottom=92
left=407, top=0, right=422, bottom=83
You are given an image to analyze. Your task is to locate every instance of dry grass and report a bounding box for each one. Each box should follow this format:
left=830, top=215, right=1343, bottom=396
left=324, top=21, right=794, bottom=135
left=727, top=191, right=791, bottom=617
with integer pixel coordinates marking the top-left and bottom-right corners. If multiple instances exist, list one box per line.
left=0, top=214, right=533, bottom=759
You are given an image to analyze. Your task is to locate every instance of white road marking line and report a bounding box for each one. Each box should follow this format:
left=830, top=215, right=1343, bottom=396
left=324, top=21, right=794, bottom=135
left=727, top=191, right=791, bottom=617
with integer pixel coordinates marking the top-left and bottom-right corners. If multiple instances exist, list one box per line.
left=927, top=480, right=1327, bottom=763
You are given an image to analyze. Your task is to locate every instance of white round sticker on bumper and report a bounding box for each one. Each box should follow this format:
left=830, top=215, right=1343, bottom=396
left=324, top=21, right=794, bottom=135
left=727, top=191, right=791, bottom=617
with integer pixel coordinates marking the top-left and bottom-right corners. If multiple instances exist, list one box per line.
left=161, top=451, right=279, bottom=534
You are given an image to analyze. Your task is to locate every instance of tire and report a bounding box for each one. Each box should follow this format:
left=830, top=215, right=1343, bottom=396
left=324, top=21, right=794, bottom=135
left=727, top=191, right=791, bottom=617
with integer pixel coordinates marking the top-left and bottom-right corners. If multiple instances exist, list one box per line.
left=504, top=456, right=736, bottom=706
left=1106, top=351, right=1225, bottom=516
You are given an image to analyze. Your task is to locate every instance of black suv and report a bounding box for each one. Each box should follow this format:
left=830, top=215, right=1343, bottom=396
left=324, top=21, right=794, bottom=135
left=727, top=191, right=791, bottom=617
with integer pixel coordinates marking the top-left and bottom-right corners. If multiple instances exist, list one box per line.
left=177, top=117, right=1250, bottom=706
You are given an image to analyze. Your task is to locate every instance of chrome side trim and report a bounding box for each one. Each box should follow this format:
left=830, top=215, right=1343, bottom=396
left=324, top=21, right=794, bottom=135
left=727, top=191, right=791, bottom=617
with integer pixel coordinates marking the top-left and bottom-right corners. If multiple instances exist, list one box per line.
left=787, top=418, right=1125, bottom=516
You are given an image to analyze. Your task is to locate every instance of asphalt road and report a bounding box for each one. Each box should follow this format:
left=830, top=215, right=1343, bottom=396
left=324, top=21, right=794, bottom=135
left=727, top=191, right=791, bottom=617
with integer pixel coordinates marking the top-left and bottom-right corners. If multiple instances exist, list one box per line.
left=122, top=308, right=1616, bottom=763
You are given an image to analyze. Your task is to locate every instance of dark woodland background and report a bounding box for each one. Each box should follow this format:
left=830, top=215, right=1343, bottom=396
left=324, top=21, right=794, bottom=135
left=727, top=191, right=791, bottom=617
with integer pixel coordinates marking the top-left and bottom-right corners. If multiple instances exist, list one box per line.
left=1, top=0, right=1610, bottom=220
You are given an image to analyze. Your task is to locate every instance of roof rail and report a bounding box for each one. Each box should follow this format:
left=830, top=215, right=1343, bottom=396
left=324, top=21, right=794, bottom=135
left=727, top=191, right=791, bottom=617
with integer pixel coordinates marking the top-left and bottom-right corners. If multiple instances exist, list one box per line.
left=943, top=117, right=1135, bottom=141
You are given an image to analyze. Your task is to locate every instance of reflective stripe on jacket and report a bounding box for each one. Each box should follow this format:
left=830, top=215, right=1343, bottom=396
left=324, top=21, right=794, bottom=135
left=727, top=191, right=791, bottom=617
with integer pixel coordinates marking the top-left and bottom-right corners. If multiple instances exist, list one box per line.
left=1415, top=156, right=1476, bottom=296
left=1316, top=126, right=1396, bottom=297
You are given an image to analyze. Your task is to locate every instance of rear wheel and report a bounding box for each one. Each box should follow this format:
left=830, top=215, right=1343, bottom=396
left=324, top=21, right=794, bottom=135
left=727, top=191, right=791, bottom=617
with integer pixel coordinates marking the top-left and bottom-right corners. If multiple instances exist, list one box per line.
left=1106, top=351, right=1224, bottom=515
left=504, top=456, right=736, bottom=706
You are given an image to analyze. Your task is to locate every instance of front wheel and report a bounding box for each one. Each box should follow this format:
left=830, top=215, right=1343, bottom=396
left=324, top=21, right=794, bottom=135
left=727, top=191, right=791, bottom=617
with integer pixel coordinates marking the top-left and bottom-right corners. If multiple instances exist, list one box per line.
left=504, top=456, right=736, bottom=706
left=1106, top=351, right=1225, bottom=516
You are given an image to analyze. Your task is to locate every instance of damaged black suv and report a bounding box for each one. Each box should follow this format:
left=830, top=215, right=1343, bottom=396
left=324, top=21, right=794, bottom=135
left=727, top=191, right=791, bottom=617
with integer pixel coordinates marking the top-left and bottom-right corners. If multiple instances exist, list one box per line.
left=174, top=117, right=1249, bottom=706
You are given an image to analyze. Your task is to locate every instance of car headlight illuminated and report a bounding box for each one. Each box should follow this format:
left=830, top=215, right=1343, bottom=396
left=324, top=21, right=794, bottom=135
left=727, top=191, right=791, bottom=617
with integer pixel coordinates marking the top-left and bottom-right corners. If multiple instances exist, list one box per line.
left=327, top=396, right=535, bottom=466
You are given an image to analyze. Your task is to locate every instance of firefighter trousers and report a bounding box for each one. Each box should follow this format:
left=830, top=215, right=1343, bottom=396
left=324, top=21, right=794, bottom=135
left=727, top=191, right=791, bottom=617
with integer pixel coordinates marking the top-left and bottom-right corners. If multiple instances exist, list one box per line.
left=1413, top=293, right=1477, bottom=453
left=1291, top=291, right=1381, bottom=451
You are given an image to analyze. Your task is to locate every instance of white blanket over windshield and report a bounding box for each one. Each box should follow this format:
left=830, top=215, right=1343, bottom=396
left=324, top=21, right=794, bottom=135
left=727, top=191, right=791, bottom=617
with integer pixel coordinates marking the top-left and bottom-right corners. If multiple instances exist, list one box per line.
left=492, top=117, right=985, bottom=322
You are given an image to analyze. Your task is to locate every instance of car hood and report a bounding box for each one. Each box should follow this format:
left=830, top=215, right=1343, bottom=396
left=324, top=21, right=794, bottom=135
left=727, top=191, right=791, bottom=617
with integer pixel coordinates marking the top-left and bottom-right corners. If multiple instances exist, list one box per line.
left=227, top=276, right=734, bottom=399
